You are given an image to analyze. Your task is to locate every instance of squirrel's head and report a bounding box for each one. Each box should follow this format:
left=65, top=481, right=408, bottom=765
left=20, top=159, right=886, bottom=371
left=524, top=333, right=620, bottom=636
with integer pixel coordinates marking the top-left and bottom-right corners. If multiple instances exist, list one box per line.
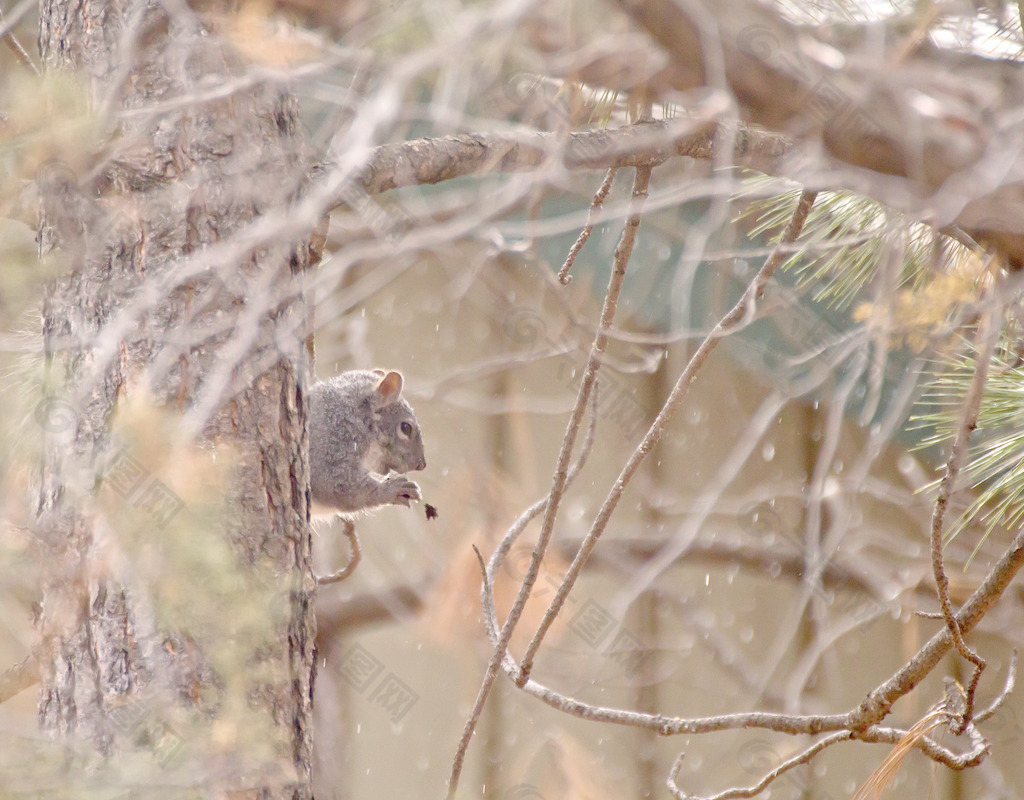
left=371, top=370, right=427, bottom=474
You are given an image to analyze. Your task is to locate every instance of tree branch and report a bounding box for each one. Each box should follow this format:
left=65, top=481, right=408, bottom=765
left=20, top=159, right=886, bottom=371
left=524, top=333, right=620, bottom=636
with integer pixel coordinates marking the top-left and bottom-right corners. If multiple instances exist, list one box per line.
left=611, top=0, right=1024, bottom=258
left=322, top=116, right=790, bottom=212
left=516, top=189, right=818, bottom=682
left=668, top=732, right=852, bottom=800
left=928, top=289, right=1003, bottom=731
left=446, top=165, right=654, bottom=800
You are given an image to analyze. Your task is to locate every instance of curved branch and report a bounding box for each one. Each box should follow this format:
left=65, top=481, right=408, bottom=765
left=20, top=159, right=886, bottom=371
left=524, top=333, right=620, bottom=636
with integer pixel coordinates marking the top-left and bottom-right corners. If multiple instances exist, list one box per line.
left=612, top=0, right=1024, bottom=258
left=668, top=732, right=852, bottom=800
left=928, top=290, right=1003, bottom=730
left=322, top=116, right=790, bottom=213
left=516, top=189, right=819, bottom=681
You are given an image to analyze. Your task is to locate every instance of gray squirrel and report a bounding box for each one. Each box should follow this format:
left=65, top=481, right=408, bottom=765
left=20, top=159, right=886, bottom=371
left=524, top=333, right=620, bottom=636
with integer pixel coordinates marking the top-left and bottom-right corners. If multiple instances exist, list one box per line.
left=309, top=369, right=426, bottom=516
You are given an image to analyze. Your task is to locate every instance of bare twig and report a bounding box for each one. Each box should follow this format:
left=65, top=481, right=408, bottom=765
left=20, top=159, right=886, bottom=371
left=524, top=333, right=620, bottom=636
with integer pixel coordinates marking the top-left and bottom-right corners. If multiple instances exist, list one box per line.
left=446, top=382, right=602, bottom=796
left=928, top=284, right=1003, bottom=731
left=0, top=0, right=34, bottom=44
left=0, top=2, right=39, bottom=76
left=557, top=167, right=619, bottom=284
left=857, top=722, right=989, bottom=770
left=668, top=732, right=852, bottom=800
left=316, top=519, right=361, bottom=586
left=853, top=523, right=1024, bottom=727
left=975, top=649, right=1017, bottom=724
left=504, top=523, right=1024, bottom=744
left=517, top=189, right=819, bottom=682
left=445, top=181, right=655, bottom=800
left=505, top=164, right=653, bottom=690
left=443, top=167, right=651, bottom=792
left=483, top=382, right=602, bottom=626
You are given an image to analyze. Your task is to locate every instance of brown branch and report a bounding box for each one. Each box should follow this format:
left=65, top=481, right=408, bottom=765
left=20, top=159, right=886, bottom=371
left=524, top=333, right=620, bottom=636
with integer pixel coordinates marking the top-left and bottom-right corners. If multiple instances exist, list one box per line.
left=327, top=117, right=790, bottom=210
left=928, top=294, right=1003, bottom=731
left=447, top=382, right=603, bottom=796
left=557, top=167, right=619, bottom=284
left=516, top=189, right=819, bottom=683
left=314, top=5, right=1024, bottom=261
left=328, top=114, right=1024, bottom=264
left=611, top=0, right=1024, bottom=259
left=668, top=732, right=852, bottom=800
left=315, top=582, right=426, bottom=637
left=510, top=522, right=1024, bottom=739
left=445, top=166, right=655, bottom=800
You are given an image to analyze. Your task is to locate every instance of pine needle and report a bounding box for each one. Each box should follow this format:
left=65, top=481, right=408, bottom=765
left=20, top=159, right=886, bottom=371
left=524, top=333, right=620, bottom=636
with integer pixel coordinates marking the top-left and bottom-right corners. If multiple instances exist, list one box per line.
left=852, top=707, right=948, bottom=800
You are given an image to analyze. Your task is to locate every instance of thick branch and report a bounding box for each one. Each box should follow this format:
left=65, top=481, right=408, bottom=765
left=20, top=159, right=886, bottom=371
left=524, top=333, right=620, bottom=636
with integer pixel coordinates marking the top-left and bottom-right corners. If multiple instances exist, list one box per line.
left=324, top=117, right=790, bottom=210
left=612, top=0, right=1024, bottom=256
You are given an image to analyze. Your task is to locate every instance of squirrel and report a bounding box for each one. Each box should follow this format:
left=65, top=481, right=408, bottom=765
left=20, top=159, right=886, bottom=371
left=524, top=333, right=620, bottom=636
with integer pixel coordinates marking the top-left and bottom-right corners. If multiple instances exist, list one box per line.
left=309, top=369, right=426, bottom=517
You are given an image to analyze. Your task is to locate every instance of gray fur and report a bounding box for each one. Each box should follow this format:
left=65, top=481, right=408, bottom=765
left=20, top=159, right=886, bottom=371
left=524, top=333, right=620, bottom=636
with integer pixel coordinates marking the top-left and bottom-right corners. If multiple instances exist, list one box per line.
left=309, top=369, right=426, bottom=516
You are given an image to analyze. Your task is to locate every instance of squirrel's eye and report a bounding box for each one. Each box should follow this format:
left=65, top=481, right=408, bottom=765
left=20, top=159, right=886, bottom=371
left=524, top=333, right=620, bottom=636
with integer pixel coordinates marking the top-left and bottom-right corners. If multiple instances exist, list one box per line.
left=400, top=421, right=414, bottom=437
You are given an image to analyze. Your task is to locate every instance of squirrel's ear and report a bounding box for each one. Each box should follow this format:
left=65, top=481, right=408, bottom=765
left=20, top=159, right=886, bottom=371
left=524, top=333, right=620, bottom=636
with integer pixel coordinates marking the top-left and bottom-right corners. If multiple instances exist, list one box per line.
left=375, top=371, right=404, bottom=404
left=371, top=368, right=387, bottom=377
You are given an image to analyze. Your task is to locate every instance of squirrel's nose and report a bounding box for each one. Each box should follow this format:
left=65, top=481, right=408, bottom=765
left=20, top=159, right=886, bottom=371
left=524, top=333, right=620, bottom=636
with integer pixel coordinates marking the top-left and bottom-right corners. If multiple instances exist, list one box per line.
left=416, top=457, right=426, bottom=471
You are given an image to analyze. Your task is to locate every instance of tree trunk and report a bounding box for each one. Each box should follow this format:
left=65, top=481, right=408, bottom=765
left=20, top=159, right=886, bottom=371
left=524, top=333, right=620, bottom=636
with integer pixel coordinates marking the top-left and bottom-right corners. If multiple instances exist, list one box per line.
left=33, top=2, right=316, bottom=796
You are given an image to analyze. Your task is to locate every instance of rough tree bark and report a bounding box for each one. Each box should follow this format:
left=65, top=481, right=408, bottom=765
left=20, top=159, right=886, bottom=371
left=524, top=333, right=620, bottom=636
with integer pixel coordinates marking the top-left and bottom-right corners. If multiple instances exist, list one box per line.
left=32, top=1, right=316, bottom=796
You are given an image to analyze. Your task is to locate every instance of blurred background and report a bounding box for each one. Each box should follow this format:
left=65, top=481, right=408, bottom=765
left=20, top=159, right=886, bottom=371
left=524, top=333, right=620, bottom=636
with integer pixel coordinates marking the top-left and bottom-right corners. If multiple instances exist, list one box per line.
left=2, top=0, right=1024, bottom=798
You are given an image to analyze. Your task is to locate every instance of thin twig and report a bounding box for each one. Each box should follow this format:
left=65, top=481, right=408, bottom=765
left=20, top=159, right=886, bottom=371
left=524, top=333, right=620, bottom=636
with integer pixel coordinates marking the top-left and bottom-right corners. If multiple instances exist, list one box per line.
left=448, top=383, right=598, bottom=790
left=517, top=189, right=819, bottom=682
left=557, top=167, right=619, bottom=284
left=444, top=170, right=653, bottom=800
left=0, top=0, right=34, bottom=45
left=668, top=732, right=852, bottom=800
left=929, top=285, right=1003, bottom=731
left=444, top=286, right=610, bottom=798
left=516, top=674, right=997, bottom=772
left=975, top=649, right=1017, bottom=724
left=0, top=9, right=39, bottom=76
left=316, top=519, right=361, bottom=585
left=482, top=382, right=602, bottom=641
left=506, top=525, right=1024, bottom=743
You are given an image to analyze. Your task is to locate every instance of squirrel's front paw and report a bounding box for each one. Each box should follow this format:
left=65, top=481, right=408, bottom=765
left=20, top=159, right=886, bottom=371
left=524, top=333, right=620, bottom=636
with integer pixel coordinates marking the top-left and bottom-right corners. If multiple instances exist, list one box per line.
left=383, top=474, right=421, bottom=507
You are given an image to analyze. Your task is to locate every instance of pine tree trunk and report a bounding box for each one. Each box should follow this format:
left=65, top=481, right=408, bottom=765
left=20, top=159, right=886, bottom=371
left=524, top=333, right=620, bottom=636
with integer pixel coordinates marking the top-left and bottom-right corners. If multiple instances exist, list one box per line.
left=33, top=2, right=316, bottom=796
